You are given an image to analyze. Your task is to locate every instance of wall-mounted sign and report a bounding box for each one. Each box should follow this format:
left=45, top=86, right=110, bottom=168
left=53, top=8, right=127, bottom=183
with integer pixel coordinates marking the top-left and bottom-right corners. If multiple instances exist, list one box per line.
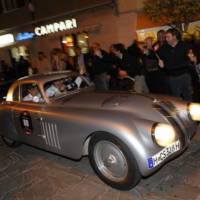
left=35, top=18, right=77, bottom=36
left=16, top=32, right=35, bottom=41
left=0, top=34, right=14, bottom=47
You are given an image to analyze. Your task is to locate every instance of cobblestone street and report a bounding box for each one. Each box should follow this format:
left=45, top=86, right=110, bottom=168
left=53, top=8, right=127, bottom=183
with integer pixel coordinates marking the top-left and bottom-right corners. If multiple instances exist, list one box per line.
left=0, top=128, right=200, bottom=200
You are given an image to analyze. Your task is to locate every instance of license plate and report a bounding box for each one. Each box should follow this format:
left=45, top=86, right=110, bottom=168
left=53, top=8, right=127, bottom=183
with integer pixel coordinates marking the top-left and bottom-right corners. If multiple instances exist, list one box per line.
left=148, top=140, right=181, bottom=168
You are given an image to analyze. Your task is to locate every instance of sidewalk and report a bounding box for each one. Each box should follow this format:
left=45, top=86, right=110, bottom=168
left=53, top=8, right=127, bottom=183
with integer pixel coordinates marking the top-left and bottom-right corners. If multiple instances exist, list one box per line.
left=0, top=127, right=200, bottom=200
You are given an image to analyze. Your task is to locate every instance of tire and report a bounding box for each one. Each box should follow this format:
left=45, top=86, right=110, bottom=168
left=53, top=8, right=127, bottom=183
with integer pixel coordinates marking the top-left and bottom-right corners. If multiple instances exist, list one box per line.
left=89, top=132, right=141, bottom=190
left=1, top=136, right=21, bottom=147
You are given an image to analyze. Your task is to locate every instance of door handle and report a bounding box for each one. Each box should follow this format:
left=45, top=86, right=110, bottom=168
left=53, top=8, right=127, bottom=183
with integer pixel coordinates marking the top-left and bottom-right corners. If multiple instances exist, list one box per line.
left=32, top=113, right=42, bottom=121
left=15, top=113, right=20, bottom=117
left=37, top=133, right=46, bottom=138
left=34, top=116, right=42, bottom=121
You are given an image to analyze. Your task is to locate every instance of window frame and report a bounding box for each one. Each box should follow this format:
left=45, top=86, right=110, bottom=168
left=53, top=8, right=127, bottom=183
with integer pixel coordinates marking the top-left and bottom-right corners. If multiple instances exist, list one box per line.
left=20, top=83, right=44, bottom=104
left=11, top=82, right=45, bottom=104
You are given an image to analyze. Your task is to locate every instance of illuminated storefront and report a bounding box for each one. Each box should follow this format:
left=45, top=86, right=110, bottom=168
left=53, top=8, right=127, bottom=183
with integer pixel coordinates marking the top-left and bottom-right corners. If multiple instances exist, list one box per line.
left=62, top=32, right=89, bottom=56
left=10, top=46, right=29, bottom=61
left=0, top=5, right=138, bottom=67
left=0, top=34, right=14, bottom=48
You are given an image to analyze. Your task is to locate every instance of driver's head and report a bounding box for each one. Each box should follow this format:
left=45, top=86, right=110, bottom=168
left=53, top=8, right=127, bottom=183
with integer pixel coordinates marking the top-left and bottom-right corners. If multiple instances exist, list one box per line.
left=28, top=85, right=38, bottom=97
left=53, top=79, right=63, bottom=89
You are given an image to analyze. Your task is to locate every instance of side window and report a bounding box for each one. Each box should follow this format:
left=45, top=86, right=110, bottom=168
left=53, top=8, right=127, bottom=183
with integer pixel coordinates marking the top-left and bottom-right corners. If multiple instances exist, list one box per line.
left=13, top=86, right=19, bottom=101
left=21, top=83, right=44, bottom=103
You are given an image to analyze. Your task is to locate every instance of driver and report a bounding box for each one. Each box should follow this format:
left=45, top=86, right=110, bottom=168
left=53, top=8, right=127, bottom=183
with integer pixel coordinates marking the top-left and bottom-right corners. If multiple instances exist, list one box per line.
left=23, top=85, right=43, bottom=103
left=46, top=79, right=66, bottom=97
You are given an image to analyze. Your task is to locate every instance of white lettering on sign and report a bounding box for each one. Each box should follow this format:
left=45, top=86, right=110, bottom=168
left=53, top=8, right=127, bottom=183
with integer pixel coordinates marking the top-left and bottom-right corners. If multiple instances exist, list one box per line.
left=34, top=18, right=77, bottom=36
left=35, top=27, right=41, bottom=36
left=46, top=24, right=54, bottom=34
left=53, top=23, right=60, bottom=32
left=59, top=21, right=66, bottom=31
left=41, top=26, right=48, bottom=35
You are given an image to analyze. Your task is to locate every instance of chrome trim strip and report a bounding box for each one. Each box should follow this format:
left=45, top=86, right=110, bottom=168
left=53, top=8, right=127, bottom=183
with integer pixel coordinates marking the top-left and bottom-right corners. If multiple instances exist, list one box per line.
left=41, top=121, right=61, bottom=149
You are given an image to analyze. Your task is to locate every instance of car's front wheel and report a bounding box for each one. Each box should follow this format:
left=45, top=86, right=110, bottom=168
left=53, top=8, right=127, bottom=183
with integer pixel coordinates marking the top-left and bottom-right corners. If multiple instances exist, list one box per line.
left=2, top=136, right=21, bottom=147
left=89, top=133, right=141, bottom=190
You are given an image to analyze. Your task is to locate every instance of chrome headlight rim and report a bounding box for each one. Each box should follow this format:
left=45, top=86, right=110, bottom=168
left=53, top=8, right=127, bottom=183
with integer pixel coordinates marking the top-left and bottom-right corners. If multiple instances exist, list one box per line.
left=151, top=122, right=176, bottom=147
left=151, top=122, right=159, bottom=145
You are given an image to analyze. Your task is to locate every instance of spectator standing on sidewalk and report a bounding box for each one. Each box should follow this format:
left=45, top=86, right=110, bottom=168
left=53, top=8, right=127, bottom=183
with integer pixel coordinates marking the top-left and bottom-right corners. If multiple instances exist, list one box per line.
left=111, top=43, right=147, bottom=92
left=157, top=28, right=193, bottom=100
left=187, top=44, right=200, bottom=101
left=36, top=52, right=51, bottom=74
left=17, top=56, right=29, bottom=78
left=89, top=43, right=110, bottom=91
left=74, top=46, right=90, bottom=75
left=153, top=30, right=166, bottom=51
left=140, top=36, right=166, bottom=94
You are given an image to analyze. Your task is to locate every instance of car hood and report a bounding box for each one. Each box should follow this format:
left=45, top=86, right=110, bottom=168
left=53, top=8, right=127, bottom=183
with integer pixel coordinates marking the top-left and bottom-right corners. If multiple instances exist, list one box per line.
left=60, top=91, right=153, bottom=108
left=59, top=91, right=167, bottom=122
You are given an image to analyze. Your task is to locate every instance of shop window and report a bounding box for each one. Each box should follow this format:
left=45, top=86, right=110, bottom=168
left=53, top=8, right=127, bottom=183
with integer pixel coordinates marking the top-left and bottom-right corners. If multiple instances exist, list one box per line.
left=77, top=33, right=89, bottom=54
left=61, top=33, right=89, bottom=56
left=10, top=46, right=28, bottom=61
left=62, top=35, right=75, bottom=56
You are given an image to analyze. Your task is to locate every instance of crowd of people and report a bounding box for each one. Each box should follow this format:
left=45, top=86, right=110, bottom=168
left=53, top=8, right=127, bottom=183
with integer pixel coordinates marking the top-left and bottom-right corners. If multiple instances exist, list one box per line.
left=1, top=27, right=200, bottom=102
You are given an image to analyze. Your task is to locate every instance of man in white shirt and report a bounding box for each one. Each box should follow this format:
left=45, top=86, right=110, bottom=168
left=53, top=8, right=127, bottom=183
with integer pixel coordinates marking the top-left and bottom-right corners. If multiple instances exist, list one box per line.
left=23, top=85, right=43, bottom=102
left=46, top=79, right=65, bottom=97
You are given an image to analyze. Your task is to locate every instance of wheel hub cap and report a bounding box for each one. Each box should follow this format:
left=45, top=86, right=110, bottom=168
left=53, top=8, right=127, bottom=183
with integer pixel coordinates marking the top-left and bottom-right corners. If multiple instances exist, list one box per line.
left=94, top=140, right=128, bottom=182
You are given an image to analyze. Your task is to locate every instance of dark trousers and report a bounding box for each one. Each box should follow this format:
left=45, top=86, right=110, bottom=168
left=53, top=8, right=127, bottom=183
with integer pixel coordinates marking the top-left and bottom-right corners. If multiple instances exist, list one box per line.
left=167, top=73, right=193, bottom=101
left=146, top=70, right=167, bottom=94
left=94, top=73, right=108, bottom=91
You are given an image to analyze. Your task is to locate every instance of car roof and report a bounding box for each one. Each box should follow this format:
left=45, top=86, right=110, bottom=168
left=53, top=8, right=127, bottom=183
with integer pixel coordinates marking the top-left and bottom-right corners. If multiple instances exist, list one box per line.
left=17, top=70, right=75, bottom=83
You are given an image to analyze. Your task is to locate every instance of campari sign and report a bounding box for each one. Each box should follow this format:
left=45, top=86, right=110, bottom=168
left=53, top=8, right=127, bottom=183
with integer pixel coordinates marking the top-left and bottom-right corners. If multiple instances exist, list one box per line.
left=34, top=18, right=77, bottom=36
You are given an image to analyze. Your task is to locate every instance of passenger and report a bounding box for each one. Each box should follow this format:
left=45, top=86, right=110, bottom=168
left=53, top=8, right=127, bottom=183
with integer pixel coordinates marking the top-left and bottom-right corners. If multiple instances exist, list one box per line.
left=23, top=85, right=43, bottom=102
left=46, top=79, right=66, bottom=97
left=65, top=76, right=83, bottom=90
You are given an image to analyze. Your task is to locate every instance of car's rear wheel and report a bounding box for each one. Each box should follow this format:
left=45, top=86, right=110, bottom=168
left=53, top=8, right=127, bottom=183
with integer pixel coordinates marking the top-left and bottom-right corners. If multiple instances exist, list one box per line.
left=89, top=133, right=141, bottom=190
left=2, top=136, right=21, bottom=147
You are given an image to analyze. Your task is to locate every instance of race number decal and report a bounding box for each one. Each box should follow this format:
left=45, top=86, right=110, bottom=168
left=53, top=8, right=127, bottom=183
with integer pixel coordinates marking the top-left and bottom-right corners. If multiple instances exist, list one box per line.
left=20, top=111, right=33, bottom=135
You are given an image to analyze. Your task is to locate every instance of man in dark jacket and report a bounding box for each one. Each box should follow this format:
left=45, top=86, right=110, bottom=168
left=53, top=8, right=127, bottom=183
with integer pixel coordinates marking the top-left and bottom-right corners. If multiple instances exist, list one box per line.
left=157, top=28, right=193, bottom=100
left=111, top=43, right=148, bottom=92
left=89, top=43, right=110, bottom=91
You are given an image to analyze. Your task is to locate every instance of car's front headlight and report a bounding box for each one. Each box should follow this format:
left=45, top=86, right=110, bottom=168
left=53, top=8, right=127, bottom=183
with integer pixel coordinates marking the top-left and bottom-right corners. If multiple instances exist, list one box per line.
left=152, top=123, right=176, bottom=147
left=188, top=103, right=200, bottom=121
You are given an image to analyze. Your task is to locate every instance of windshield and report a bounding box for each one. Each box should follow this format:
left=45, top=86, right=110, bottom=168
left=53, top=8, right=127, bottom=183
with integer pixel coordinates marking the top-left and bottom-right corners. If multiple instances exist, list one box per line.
left=44, top=74, right=91, bottom=100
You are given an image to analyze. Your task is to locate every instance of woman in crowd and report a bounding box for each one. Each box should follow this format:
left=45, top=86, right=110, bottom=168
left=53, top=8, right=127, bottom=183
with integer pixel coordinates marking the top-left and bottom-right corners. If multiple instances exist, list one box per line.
left=187, top=44, right=200, bottom=101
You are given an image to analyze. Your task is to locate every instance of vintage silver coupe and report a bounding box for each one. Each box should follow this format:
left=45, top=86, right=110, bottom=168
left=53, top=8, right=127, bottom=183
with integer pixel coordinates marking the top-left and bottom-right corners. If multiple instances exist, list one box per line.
left=0, top=71, right=200, bottom=190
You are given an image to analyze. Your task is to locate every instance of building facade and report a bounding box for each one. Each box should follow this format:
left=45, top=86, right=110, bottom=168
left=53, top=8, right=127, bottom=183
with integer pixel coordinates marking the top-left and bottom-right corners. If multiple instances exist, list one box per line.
left=0, top=0, right=143, bottom=67
left=1, top=0, right=200, bottom=68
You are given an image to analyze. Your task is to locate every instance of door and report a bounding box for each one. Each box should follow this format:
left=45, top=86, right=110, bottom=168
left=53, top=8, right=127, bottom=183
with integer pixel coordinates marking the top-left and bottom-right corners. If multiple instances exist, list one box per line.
left=12, top=82, right=46, bottom=149
left=13, top=103, right=46, bottom=148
